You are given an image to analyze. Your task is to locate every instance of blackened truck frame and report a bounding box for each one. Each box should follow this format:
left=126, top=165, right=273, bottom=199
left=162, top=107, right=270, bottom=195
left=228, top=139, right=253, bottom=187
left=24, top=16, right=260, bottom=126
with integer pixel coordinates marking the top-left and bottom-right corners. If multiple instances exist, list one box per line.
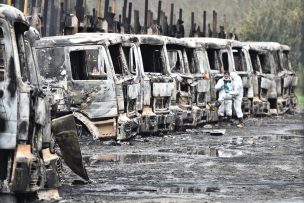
left=0, top=4, right=88, bottom=196
left=280, top=44, right=297, bottom=111
left=243, top=42, right=292, bottom=115
left=163, top=36, right=206, bottom=128
left=229, top=40, right=254, bottom=115
left=182, top=38, right=212, bottom=124
left=186, top=38, right=235, bottom=121
left=242, top=43, right=271, bottom=116
left=123, top=35, right=175, bottom=134
left=35, top=34, right=141, bottom=141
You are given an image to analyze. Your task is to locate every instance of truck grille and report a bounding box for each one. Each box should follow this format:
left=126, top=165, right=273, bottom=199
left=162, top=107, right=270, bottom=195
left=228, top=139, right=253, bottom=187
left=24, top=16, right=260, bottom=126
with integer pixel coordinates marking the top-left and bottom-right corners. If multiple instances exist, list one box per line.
left=153, top=97, right=170, bottom=112
left=127, top=99, right=136, bottom=115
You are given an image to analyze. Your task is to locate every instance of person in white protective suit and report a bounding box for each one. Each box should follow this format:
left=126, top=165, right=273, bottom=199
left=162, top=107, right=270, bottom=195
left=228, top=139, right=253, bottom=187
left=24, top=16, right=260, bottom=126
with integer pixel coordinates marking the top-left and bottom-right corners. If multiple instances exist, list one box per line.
left=229, top=72, right=244, bottom=128
left=214, top=71, right=233, bottom=125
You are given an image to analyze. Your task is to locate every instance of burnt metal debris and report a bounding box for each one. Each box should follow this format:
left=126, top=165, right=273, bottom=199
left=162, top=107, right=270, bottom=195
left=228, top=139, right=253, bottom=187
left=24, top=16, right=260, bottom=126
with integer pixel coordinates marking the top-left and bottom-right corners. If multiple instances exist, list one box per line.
left=0, top=1, right=299, bottom=200
left=0, top=4, right=88, bottom=199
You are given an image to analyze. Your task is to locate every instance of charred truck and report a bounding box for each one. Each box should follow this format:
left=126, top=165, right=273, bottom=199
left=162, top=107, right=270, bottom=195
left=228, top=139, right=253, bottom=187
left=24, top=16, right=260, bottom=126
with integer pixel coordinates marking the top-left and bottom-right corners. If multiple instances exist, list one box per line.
left=163, top=37, right=207, bottom=128
left=189, top=38, right=235, bottom=122
left=35, top=34, right=140, bottom=140
left=242, top=43, right=270, bottom=115
left=0, top=4, right=88, bottom=198
left=183, top=39, right=211, bottom=124
left=182, top=38, right=216, bottom=124
left=123, top=35, right=175, bottom=134
left=280, top=44, right=297, bottom=111
left=243, top=42, right=290, bottom=115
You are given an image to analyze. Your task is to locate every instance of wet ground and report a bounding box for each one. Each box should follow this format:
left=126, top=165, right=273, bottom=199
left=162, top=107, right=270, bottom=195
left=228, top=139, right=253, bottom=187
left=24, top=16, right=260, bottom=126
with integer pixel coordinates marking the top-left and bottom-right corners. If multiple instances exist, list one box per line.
left=57, top=109, right=304, bottom=203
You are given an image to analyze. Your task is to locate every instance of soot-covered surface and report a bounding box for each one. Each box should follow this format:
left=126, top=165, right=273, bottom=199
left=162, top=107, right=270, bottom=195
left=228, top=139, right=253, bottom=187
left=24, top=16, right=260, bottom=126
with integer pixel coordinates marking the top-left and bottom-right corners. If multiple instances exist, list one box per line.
left=57, top=109, right=304, bottom=203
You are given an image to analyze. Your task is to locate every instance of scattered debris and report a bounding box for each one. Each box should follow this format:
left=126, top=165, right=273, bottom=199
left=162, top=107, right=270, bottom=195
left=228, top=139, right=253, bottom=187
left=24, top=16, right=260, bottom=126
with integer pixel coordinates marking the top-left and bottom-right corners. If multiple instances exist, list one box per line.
left=210, top=129, right=226, bottom=136
left=203, top=124, right=213, bottom=129
left=37, top=189, right=61, bottom=201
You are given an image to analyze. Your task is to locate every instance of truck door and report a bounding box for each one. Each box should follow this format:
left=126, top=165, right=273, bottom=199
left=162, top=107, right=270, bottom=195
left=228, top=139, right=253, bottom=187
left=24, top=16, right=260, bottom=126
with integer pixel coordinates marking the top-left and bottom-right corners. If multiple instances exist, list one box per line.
left=206, top=48, right=222, bottom=101
left=0, top=21, right=18, bottom=149
left=66, top=45, right=117, bottom=120
left=242, top=48, right=254, bottom=98
left=123, top=44, right=143, bottom=112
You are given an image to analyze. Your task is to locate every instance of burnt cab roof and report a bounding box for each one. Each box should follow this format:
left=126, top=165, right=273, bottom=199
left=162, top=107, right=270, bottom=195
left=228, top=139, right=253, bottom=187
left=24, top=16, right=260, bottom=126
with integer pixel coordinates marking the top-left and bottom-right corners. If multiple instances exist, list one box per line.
left=35, top=33, right=124, bottom=48
left=228, top=39, right=243, bottom=48
left=163, top=36, right=196, bottom=48
left=0, top=4, right=29, bottom=31
left=280, top=44, right=291, bottom=51
left=182, top=38, right=207, bottom=48
left=183, top=37, right=230, bottom=49
left=241, top=42, right=281, bottom=52
left=123, top=34, right=164, bottom=45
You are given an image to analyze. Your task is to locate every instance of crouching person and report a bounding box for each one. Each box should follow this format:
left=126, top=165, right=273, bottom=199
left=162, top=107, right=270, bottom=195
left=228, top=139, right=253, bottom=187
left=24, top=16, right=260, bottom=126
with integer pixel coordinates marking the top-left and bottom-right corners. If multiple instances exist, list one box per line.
left=215, top=71, right=233, bottom=126
left=230, top=72, right=244, bottom=128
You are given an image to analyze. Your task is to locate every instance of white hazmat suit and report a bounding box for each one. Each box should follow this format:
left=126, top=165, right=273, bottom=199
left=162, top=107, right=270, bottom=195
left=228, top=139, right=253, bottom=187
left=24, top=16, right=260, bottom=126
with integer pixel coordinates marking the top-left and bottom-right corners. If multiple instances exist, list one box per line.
left=215, top=77, right=233, bottom=117
left=229, top=72, right=243, bottom=119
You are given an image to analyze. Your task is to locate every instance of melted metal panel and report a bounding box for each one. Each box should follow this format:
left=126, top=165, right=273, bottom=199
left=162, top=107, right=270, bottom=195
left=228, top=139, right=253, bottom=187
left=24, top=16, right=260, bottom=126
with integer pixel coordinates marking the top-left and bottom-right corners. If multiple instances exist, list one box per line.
left=127, top=83, right=140, bottom=100
left=17, top=92, right=30, bottom=141
left=152, top=82, right=174, bottom=97
left=143, top=80, right=151, bottom=106
left=197, top=79, right=210, bottom=93
left=260, top=77, right=271, bottom=90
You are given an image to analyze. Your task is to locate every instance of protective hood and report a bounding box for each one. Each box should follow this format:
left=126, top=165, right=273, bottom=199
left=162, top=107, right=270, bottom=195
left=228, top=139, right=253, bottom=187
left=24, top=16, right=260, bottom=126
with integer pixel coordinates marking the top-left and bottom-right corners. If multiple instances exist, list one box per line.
left=230, top=72, right=242, bottom=84
left=230, top=72, right=238, bottom=81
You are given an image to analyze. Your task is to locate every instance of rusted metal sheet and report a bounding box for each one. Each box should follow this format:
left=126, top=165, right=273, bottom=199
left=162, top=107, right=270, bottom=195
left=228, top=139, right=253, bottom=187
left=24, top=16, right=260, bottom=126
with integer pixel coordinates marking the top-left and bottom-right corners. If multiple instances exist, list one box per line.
left=41, top=148, right=61, bottom=188
left=11, top=144, right=34, bottom=192
left=74, top=111, right=115, bottom=139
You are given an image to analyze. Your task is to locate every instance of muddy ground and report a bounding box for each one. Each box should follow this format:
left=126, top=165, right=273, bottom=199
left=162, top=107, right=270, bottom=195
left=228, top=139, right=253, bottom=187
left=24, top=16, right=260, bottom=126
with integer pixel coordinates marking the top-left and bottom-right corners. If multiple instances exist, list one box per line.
left=56, top=109, right=304, bottom=203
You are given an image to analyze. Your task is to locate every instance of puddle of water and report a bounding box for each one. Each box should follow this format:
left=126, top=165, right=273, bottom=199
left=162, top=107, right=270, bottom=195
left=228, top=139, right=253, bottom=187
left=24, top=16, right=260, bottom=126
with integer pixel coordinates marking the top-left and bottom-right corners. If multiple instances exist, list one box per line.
left=88, top=154, right=171, bottom=164
left=158, top=147, right=243, bottom=158
left=231, top=134, right=303, bottom=145
left=288, top=129, right=304, bottom=136
left=158, top=147, right=219, bottom=157
left=86, top=147, right=244, bottom=166
left=217, top=149, right=243, bottom=157
left=161, top=186, right=220, bottom=194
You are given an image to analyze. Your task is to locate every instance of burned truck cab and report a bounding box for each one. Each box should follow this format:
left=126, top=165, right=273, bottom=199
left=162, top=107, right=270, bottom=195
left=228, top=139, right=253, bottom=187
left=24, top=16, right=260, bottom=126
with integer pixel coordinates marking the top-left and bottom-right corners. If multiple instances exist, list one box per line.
left=243, top=42, right=288, bottom=115
left=242, top=43, right=270, bottom=115
left=124, top=35, right=175, bottom=134
left=270, top=43, right=291, bottom=114
left=182, top=39, right=211, bottom=124
left=244, top=42, right=289, bottom=115
left=0, top=4, right=65, bottom=195
left=229, top=40, right=254, bottom=115
left=163, top=37, right=204, bottom=128
left=106, top=35, right=141, bottom=140
left=192, top=38, right=235, bottom=122
left=35, top=34, right=139, bottom=140
left=280, top=45, right=297, bottom=110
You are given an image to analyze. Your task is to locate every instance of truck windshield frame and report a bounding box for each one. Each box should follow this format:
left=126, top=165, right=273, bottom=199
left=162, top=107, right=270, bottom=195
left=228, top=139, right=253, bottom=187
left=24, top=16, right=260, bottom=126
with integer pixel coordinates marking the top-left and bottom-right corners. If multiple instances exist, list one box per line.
left=69, top=46, right=108, bottom=80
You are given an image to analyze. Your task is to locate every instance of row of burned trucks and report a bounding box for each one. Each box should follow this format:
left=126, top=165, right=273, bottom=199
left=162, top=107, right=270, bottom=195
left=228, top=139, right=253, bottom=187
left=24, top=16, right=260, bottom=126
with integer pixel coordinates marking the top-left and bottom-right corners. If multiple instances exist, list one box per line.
left=0, top=4, right=297, bottom=197
left=36, top=33, right=297, bottom=141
